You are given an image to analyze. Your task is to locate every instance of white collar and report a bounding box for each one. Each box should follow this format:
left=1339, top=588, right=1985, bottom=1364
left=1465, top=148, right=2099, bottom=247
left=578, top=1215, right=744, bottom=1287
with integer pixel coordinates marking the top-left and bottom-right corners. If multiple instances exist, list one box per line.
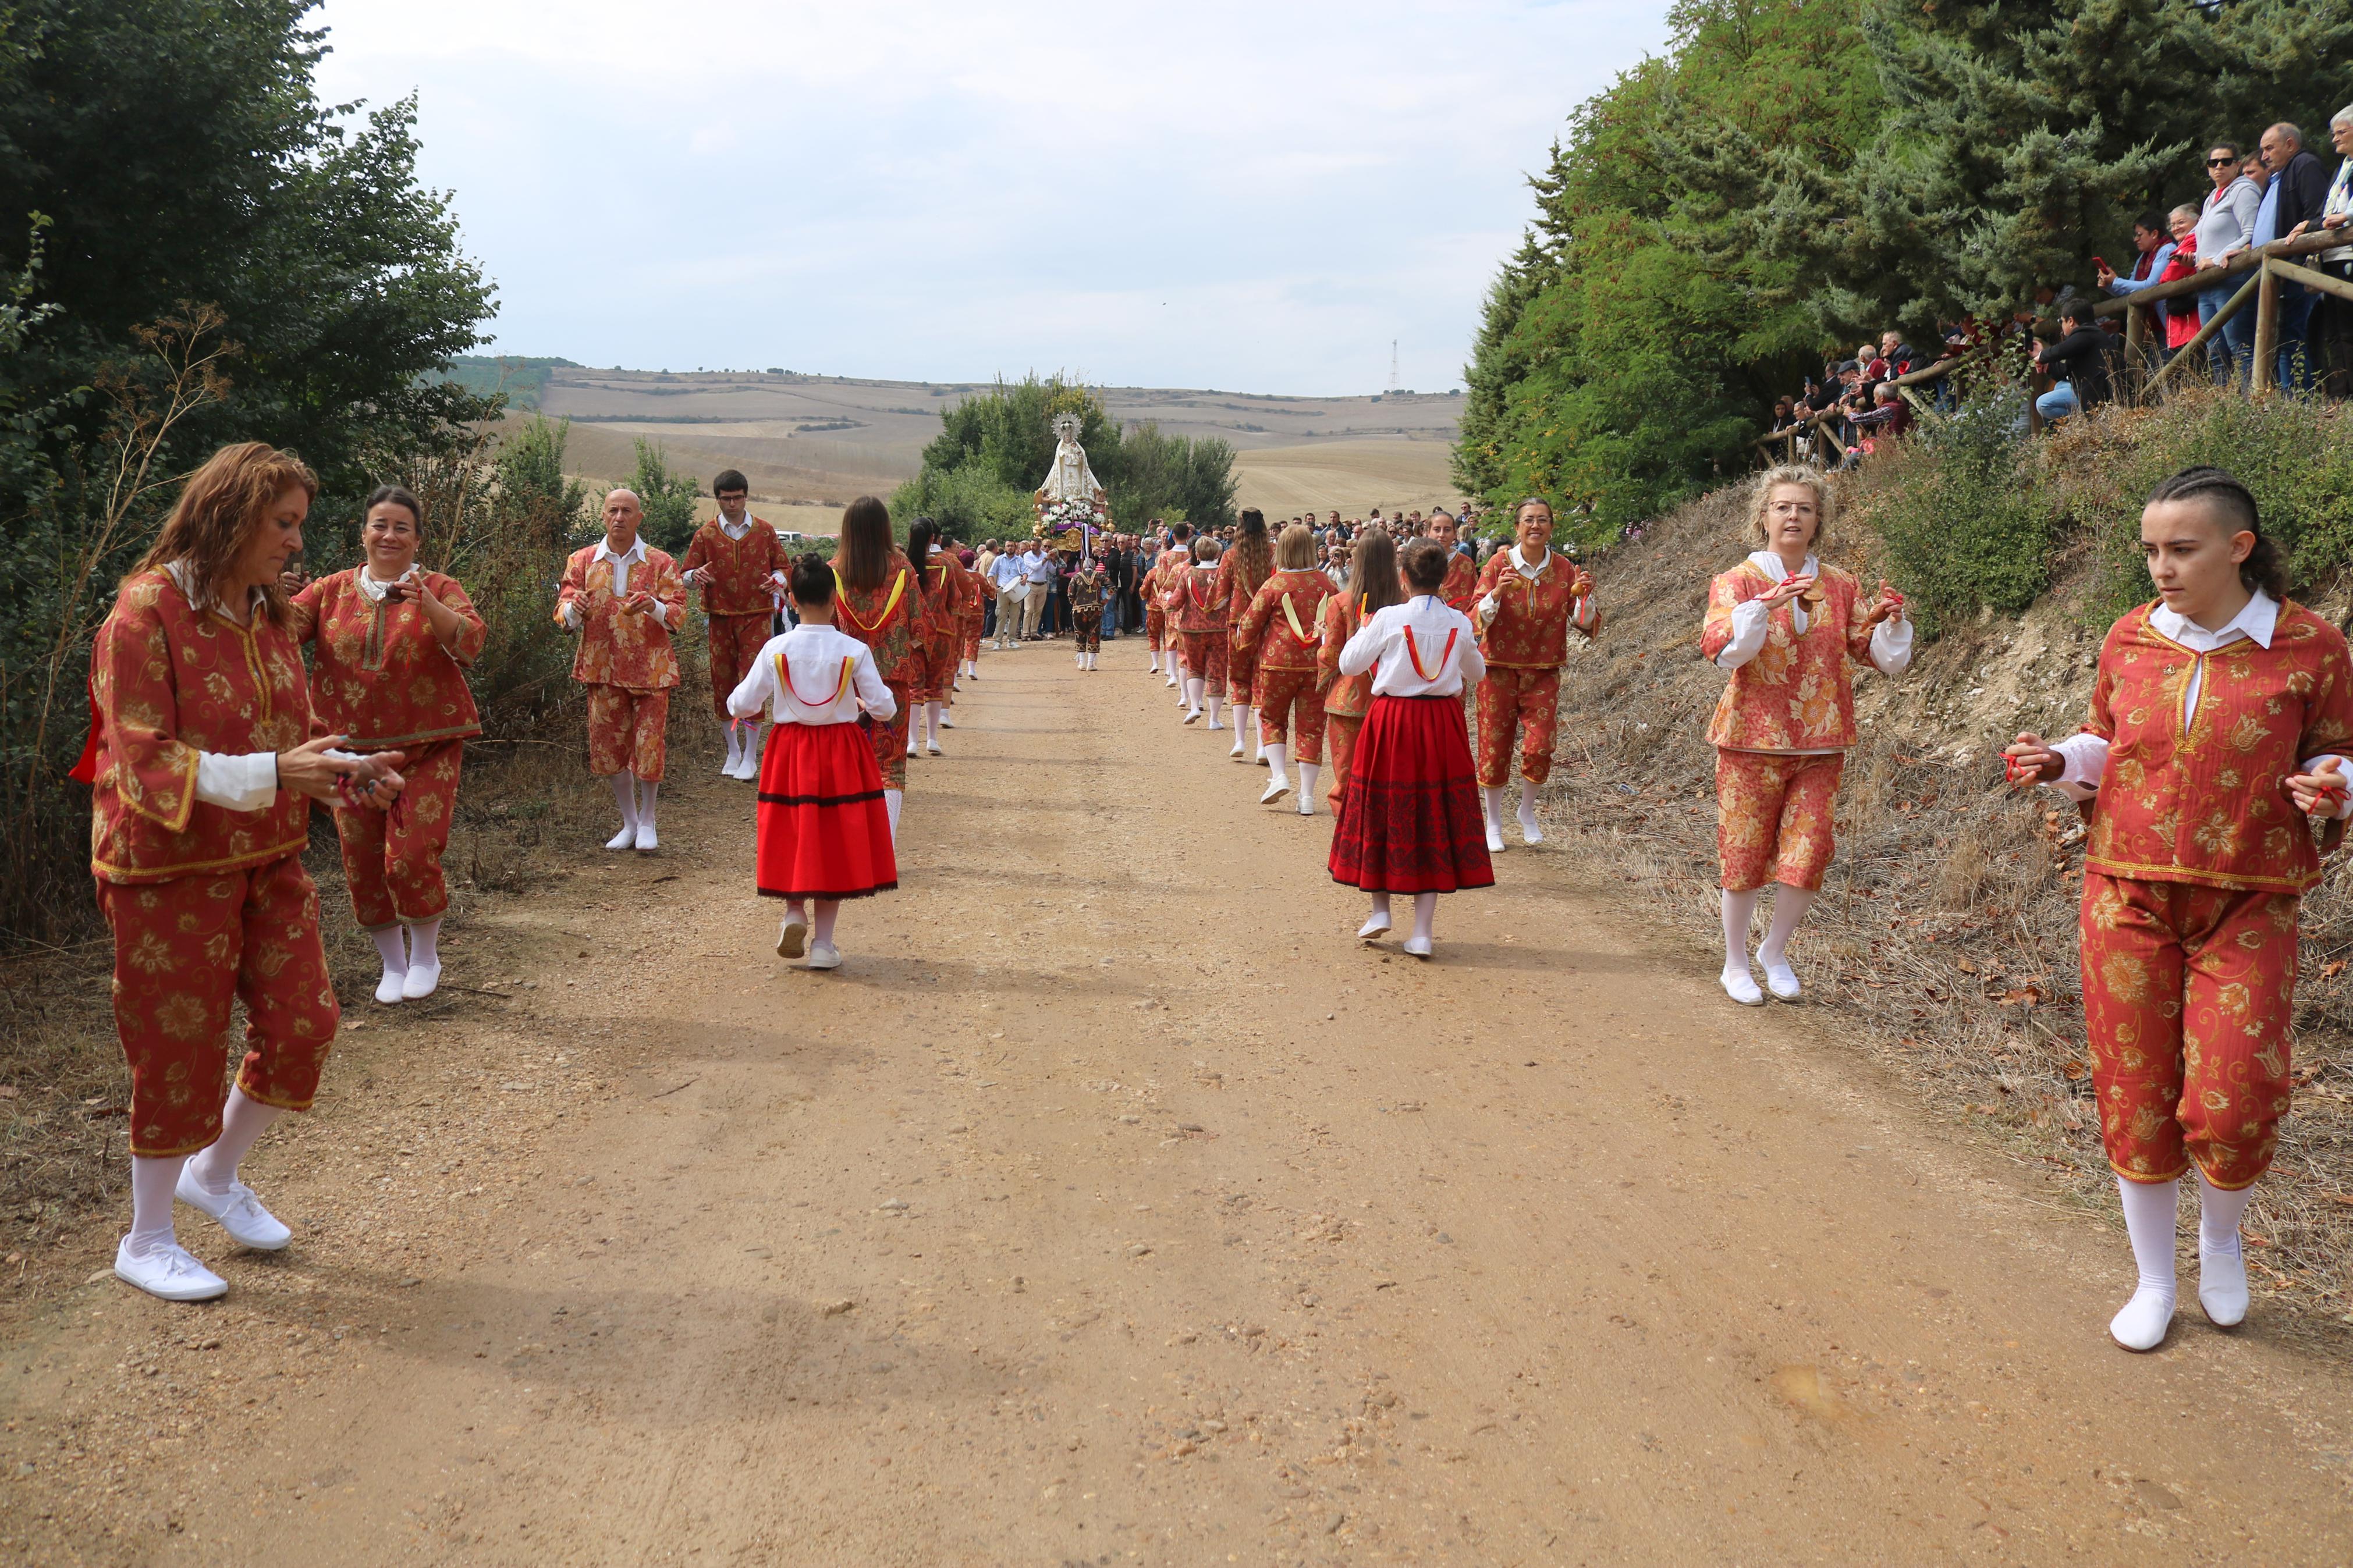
left=718, top=513, right=753, bottom=539
left=595, top=538, right=647, bottom=566
left=2152, top=588, right=2277, bottom=650
left=1508, top=543, right=1552, bottom=574
left=162, top=559, right=267, bottom=619
left=1747, top=550, right=1818, bottom=582
left=356, top=562, right=419, bottom=602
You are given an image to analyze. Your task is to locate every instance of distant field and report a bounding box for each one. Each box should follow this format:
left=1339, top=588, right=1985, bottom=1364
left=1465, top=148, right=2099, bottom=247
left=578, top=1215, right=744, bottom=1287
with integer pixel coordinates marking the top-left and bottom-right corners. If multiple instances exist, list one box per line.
left=518, top=367, right=1463, bottom=524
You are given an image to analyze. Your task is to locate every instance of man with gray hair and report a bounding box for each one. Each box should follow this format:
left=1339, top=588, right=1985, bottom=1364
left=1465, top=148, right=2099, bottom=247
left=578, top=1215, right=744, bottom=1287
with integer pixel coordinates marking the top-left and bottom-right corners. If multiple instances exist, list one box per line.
left=558, top=487, right=687, bottom=851
left=2260, top=121, right=2332, bottom=390
left=2315, top=106, right=2353, bottom=391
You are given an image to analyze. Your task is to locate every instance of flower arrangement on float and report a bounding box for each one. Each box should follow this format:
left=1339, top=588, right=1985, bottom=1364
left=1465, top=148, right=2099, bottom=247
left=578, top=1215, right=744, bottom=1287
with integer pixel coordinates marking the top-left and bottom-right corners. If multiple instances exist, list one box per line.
left=1034, top=493, right=1106, bottom=551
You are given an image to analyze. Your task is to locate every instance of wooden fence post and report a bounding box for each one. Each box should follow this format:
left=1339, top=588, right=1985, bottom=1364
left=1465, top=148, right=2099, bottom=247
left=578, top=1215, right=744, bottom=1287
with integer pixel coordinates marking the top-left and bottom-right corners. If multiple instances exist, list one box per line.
left=2252, top=259, right=2278, bottom=393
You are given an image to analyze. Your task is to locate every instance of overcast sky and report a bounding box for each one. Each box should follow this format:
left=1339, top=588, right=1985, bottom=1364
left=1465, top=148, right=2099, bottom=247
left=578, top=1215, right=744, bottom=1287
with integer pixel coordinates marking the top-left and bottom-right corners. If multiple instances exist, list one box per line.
left=312, top=1, right=1674, bottom=397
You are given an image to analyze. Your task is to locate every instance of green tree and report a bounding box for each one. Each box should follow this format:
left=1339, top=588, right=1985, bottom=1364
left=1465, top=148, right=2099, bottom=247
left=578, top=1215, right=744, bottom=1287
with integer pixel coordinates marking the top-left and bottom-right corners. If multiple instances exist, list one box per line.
left=628, top=438, right=701, bottom=553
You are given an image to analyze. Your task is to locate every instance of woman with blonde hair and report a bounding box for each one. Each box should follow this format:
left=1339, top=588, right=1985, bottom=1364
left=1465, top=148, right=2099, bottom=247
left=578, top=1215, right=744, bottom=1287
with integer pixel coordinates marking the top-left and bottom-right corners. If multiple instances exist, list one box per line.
left=1237, top=522, right=1339, bottom=812
left=1701, top=464, right=1910, bottom=1007
left=77, top=442, right=406, bottom=1300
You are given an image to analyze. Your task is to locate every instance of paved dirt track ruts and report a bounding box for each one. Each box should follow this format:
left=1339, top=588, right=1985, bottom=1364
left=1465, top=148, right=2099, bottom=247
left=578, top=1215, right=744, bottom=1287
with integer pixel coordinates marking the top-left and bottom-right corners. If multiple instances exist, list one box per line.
left=6, top=648, right=2353, bottom=1566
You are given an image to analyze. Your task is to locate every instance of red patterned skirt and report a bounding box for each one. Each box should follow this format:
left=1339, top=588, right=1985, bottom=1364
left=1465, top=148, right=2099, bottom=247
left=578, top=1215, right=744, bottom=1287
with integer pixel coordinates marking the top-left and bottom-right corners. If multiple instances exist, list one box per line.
left=755, top=720, right=899, bottom=901
left=1327, top=694, right=1493, bottom=894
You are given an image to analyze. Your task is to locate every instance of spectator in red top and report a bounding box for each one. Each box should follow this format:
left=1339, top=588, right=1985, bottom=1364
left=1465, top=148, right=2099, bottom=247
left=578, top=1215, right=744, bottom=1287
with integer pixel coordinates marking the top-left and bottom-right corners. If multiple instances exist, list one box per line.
left=2150, top=205, right=2202, bottom=361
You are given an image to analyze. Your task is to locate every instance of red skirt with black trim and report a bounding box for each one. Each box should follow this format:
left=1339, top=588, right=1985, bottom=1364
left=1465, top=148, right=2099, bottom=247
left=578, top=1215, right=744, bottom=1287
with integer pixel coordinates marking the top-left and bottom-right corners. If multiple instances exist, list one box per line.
left=755, top=720, right=899, bottom=901
left=1327, top=694, right=1493, bottom=894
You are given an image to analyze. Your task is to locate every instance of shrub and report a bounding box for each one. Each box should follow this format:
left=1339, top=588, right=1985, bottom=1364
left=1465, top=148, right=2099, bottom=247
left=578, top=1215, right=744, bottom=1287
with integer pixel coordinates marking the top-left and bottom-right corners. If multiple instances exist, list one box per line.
left=1858, top=387, right=2050, bottom=636
left=629, top=438, right=701, bottom=554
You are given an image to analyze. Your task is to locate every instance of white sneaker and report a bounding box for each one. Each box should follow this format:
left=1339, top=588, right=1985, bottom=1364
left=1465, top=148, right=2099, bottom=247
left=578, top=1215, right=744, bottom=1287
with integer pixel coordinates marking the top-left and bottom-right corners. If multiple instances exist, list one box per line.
left=114, top=1238, right=227, bottom=1302
left=2199, top=1247, right=2249, bottom=1328
left=776, top=912, right=808, bottom=959
left=634, top=820, right=659, bottom=852
left=1722, top=968, right=1766, bottom=1007
left=400, top=959, right=441, bottom=1001
left=1357, top=912, right=1392, bottom=941
left=1761, top=961, right=1801, bottom=1002
left=1260, top=777, right=1289, bottom=805
left=926, top=739, right=944, bottom=756
left=1207, top=719, right=1225, bottom=731
left=1518, top=808, right=1545, bottom=845
left=906, top=741, right=919, bottom=758
left=605, top=823, right=637, bottom=852
left=805, top=941, right=843, bottom=971
left=374, top=968, right=406, bottom=1005
left=2109, top=1285, right=2175, bottom=1352
left=176, top=1169, right=292, bottom=1250
left=1184, top=709, right=1202, bottom=725
left=939, top=713, right=956, bottom=728
left=1402, top=935, right=1434, bottom=959
left=1484, top=819, right=1506, bottom=854
left=1297, top=792, right=1315, bottom=816
left=1230, top=735, right=1247, bottom=758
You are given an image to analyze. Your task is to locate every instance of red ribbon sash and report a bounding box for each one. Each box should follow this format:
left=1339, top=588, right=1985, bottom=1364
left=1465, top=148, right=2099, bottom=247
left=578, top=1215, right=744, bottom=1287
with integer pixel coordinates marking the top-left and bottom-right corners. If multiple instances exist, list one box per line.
left=1403, top=626, right=1458, bottom=684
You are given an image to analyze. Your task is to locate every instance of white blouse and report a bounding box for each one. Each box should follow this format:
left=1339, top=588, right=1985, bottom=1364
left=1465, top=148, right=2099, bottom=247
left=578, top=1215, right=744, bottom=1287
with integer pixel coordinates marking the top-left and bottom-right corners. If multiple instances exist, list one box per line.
left=1712, top=552, right=1912, bottom=673
left=1339, top=596, right=1486, bottom=698
left=726, top=623, right=896, bottom=726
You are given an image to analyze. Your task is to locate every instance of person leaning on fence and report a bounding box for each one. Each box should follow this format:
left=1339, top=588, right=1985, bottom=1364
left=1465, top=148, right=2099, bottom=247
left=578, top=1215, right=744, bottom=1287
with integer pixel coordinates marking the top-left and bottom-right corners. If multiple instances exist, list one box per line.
left=2032, top=297, right=2118, bottom=425
left=79, top=442, right=410, bottom=1302
left=2317, top=107, right=2353, bottom=395
left=2259, top=121, right=2332, bottom=393
left=2194, top=142, right=2264, bottom=382
left=2096, top=209, right=2179, bottom=351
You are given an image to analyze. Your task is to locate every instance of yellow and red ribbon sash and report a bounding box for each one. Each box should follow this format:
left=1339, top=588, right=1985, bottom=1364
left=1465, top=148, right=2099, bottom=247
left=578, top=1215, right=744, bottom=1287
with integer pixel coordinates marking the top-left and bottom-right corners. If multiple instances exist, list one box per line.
left=1280, top=592, right=1315, bottom=646
left=777, top=649, right=856, bottom=709
left=1403, top=625, right=1458, bottom=683
left=831, top=567, right=907, bottom=637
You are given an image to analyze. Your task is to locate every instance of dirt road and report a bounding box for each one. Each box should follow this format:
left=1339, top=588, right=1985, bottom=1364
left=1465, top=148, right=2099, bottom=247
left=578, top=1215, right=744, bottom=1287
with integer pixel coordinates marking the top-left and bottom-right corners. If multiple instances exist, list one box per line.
left=6, top=648, right=2353, bottom=1565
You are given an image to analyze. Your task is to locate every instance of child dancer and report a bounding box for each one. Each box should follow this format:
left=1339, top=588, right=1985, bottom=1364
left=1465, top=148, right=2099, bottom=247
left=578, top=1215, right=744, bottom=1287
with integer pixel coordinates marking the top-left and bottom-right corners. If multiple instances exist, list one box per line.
left=729, top=553, right=900, bottom=972
left=1144, top=521, right=1171, bottom=675
left=1167, top=536, right=1229, bottom=727
left=1316, top=532, right=1395, bottom=816
left=907, top=518, right=968, bottom=756
left=2006, top=467, right=2353, bottom=1352
left=1701, top=466, right=1910, bottom=1005
left=1329, top=538, right=1490, bottom=958
left=1069, top=552, right=1109, bottom=670
left=1238, top=522, right=1338, bottom=812
left=1151, top=524, right=1193, bottom=691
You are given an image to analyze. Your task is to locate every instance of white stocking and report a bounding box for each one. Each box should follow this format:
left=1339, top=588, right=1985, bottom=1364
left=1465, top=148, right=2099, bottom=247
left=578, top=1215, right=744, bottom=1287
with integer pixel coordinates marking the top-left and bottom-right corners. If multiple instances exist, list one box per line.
left=1231, top=703, right=1251, bottom=755
left=635, top=778, right=659, bottom=831
left=1184, top=677, right=1204, bottom=713
left=813, top=899, right=842, bottom=947
left=1411, top=891, right=1438, bottom=943
left=1756, top=886, right=1815, bottom=977
left=2195, top=1171, right=2254, bottom=1326
left=1720, top=887, right=1761, bottom=975
left=2112, top=1176, right=2180, bottom=1350
left=186, top=1086, right=284, bottom=1195
left=369, top=926, right=408, bottom=979
left=1206, top=691, right=1223, bottom=727
left=127, top=1154, right=187, bottom=1258
left=928, top=701, right=945, bottom=740
left=605, top=773, right=638, bottom=849
left=1296, top=761, right=1319, bottom=813
left=1517, top=777, right=1543, bottom=838
left=885, top=788, right=904, bottom=843
left=1481, top=785, right=1507, bottom=850
left=1262, top=741, right=1290, bottom=790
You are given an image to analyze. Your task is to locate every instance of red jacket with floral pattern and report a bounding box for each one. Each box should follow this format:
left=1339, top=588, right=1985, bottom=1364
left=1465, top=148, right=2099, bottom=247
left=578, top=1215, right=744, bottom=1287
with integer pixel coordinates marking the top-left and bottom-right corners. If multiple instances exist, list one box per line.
left=1700, top=561, right=1882, bottom=752
left=2081, top=600, right=2353, bottom=894
left=831, top=548, right=928, bottom=687
left=1474, top=549, right=1597, bottom=669
left=87, top=570, right=313, bottom=885
left=680, top=517, right=786, bottom=618
left=559, top=543, right=687, bottom=689
left=1237, top=568, right=1339, bottom=671
left=1167, top=563, right=1225, bottom=635
left=290, top=568, right=485, bottom=752
left=1317, top=592, right=1373, bottom=718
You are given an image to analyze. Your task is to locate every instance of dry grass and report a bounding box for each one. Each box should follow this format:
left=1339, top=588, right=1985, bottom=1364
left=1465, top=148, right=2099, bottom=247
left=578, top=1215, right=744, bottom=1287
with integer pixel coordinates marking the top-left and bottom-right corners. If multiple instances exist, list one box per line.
left=1231, top=439, right=1463, bottom=518
left=1545, top=485, right=2353, bottom=1346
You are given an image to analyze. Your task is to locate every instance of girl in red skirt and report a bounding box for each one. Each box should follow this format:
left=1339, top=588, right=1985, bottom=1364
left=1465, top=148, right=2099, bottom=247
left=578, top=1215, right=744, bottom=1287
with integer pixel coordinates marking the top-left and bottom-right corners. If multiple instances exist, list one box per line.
left=727, top=554, right=900, bottom=972
left=1329, top=538, right=1492, bottom=958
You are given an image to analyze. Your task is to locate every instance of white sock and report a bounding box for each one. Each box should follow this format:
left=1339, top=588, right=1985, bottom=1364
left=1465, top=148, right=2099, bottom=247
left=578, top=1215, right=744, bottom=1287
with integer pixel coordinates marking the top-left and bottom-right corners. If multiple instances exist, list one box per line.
left=608, top=773, right=638, bottom=829
left=1296, top=761, right=1318, bottom=810
left=127, top=1154, right=187, bottom=1258
left=186, top=1086, right=284, bottom=1195
left=1481, top=785, right=1506, bottom=847
left=408, top=917, right=441, bottom=972
left=2112, top=1176, right=2180, bottom=1349
left=1184, top=677, right=1204, bottom=712
left=2197, top=1172, right=2253, bottom=1258
left=1149, top=652, right=1160, bottom=671
left=1756, top=886, right=1814, bottom=981
left=885, top=788, right=903, bottom=842
left=1206, top=693, right=1223, bottom=726
left=369, top=926, right=409, bottom=979
left=929, top=702, right=945, bottom=739
left=1252, top=709, right=1266, bottom=760
left=1411, top=891, right=1438, bottom=943
left=635, top=778, right=659, bottom=831
left=1263, top=741, right=1290, bottom=790
left=1720, top=888, right=1761, bottom=976
left=1517, top=778, right=1542, bottom=827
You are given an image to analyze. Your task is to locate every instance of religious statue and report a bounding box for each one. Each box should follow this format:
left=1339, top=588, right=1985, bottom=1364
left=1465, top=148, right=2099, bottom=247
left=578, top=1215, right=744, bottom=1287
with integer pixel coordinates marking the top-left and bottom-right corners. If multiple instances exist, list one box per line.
left=1032, top=411, right=1109, bottom=559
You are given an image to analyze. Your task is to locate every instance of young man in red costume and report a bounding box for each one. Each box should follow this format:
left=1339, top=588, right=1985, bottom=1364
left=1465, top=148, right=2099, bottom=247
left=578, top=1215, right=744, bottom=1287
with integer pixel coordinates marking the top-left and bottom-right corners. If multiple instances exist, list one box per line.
left=1471, top=499, right=1601, bottom=851
left=1237, top=523, right=1339, bottom=813
left=1165, top=535, right=1229, bottom=727
left=2007, top=467, right=2353, bottom=1352
left=680, top=468, right=787, bottom=780
left=559, top=488, right=688, bottom=851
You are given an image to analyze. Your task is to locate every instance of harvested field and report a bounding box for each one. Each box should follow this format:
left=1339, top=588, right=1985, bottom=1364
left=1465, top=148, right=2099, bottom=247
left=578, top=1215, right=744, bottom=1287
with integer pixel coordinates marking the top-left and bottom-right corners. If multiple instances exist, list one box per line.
left=1231, top=437, right=1461, bottom=518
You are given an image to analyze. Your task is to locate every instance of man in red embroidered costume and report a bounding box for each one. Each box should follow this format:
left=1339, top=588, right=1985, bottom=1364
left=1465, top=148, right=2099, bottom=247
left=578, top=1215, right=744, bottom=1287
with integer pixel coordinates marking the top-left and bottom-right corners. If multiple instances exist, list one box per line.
left=681, top=468, right=787, bottom=781
left=84, top=443, right=406, bottom=1302
left=906, top=518, right=974, bottom=754
left=560, top=488, right=687, bottom=852
left=2007, top=467, right=2353, bottom=1352
left=1472, top=498, right=1600, bottom=851
left=1165, top=536, right=1229, bottom=727
left=1238, top=523, right=1338, bottom=813
left=1702, top=467, right=1910, bottom=1008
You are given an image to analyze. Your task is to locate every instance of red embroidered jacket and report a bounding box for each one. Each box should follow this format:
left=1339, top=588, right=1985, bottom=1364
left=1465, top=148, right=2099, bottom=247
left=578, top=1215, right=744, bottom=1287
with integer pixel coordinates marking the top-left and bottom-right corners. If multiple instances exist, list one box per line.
left=831, top=548, right=928, bottom=686
left=1212, top=546, right=1274, bottom=632
left=87, top=571, right=312, bottom=885
left=680, top=517, right=786, bottom=618
left=1474, top=549, right=1598, bottom=670
left=290, top=569, right=485, bottom=752
left=1167, top=563, right=1225, bottom=635
left=1701, top=561, right=1882, bottom=752
left=1317, top=593, right=1374, bottom=718
left=1237, top=569, right=1339, bottom=670
left=559, top=543, right=687, bottom=689
left=2081, top=600, right=2353, bottom=894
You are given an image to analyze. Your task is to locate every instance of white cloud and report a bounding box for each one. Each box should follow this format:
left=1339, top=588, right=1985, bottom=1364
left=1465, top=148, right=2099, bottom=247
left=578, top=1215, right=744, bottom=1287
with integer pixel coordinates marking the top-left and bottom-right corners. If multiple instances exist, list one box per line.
left=311, top=0, right=1676, bottom=393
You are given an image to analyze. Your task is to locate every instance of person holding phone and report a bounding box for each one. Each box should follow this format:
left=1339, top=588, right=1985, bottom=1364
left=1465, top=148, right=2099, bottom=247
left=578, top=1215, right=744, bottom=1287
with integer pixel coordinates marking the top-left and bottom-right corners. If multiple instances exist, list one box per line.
left=80, top=442, right=406, bottom=1301
left=283, top=485, right=485, bottom=1004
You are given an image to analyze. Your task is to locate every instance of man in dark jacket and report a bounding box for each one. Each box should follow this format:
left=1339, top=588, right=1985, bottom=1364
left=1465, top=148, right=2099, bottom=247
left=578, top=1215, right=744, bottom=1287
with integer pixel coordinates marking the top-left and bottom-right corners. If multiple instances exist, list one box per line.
left=2263, top=121, right=2332, bottom=389
left=2032, top=298, right=2117, bottom=424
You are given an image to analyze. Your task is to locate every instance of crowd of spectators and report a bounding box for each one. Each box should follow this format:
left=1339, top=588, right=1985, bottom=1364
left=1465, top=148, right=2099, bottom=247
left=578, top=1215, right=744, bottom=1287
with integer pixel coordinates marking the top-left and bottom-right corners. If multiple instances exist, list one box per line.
left=1761, top=108, right=2353, bottom=455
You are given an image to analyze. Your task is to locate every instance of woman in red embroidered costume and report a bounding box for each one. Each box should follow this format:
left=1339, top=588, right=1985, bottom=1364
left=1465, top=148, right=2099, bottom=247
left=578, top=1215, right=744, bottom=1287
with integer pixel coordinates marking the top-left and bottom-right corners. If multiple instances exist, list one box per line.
left=2006, top=467, right=2353, bottom=1352
left=728, top=553, right=899, bottom=971
left=1215, top=509, right=1277, bottom=762
left=1471, top=499, right=1601, bottom=852
left=829, top=495, right=927, bottom=842
left=81, top=443, right=407, bottom=1302
left=1317, top=534, right=1391, bottom=817
left=905, top=517, right=972, bottom=758
left=1329, top=539, right=1492, bottom=958
left=1165, top=535, right=1230, bottom=728
left=1237, top=523, right=1340, bottom=813
left=286, top=485, right=486, bottom=1007
left=1701, top=466, right=1911, bottom=1007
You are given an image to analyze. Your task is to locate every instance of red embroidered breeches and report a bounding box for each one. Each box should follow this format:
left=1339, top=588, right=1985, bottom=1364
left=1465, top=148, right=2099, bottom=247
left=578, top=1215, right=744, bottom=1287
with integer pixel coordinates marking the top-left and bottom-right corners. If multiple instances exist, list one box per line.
left=334, top=740, right=462, bottom=929
left=706, top=613, right=772, bottom=721
left=1474, top=666, right=1561, bottom=788
left=1176, top=630, right=1228, bottom=690
left=868, top=680, right=913, bottom=790
left=1227, top=640, right=1258, bottom=706
left=1325, top=713, right=1362, bottom=809
left=98, top=856, right=340, bottom=1158
left=960, top=621, right=982, bottom=662
left=586, top=684, right=670, bottom=781
left=1715, top=748, right=1843, bottom=892
left=1254, top=666, right=1325, bottom=763
left=2079, top=872, right=2298, bottom=1190
left=1145, top=603, right=1167, bottom=652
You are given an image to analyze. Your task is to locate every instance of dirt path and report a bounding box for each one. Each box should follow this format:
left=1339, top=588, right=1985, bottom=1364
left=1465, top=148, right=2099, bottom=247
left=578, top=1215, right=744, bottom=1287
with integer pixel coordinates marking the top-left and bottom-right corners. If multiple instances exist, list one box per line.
left=6, top=648, right=2353, bottom=1566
